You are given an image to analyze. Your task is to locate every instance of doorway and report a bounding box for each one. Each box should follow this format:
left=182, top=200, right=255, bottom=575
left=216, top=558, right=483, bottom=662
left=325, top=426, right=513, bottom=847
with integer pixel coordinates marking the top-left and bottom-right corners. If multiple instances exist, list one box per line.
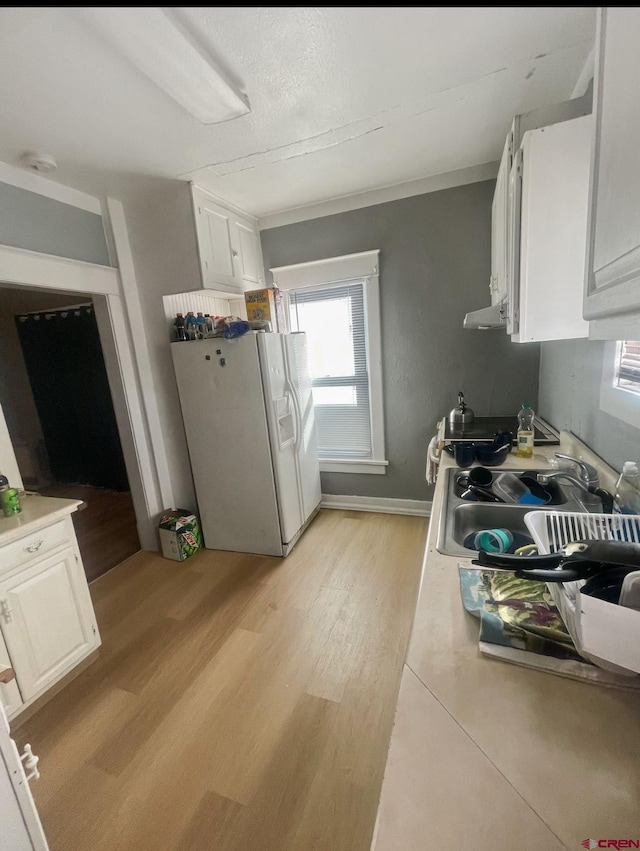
left=0, top=285, right=140, bottom=581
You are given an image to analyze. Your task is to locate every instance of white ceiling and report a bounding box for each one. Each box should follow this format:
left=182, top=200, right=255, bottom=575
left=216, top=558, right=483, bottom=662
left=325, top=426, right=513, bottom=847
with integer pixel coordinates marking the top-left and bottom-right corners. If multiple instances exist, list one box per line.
left=0, top=7, right=595, bottom=217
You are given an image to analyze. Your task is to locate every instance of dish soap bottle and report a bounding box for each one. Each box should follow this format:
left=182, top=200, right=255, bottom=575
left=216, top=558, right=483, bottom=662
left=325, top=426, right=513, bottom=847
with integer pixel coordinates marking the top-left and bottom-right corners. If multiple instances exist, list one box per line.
left=614, top=461, right=640, bottom=514
left=516, top=403, right=535, bottom=458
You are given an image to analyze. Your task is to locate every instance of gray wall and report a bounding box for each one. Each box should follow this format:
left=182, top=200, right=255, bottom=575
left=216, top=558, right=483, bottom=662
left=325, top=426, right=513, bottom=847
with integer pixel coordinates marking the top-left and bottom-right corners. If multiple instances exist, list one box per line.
left=261, top=180, right=541, bottom=500
left=540, top=339, right=639, bottom=473
left=0, top=182, right=110, bottom=265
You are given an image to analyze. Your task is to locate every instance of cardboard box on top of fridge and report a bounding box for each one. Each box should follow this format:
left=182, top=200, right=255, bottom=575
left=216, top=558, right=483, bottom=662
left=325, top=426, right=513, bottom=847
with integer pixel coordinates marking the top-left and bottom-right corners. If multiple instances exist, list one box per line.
left=244, top=288, right=285, bottom=331
left=158, top=509, right=202, bottom=561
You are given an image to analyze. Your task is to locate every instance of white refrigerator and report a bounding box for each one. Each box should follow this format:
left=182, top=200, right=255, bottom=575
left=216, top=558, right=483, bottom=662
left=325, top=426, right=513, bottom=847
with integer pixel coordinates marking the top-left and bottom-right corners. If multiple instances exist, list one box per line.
left=171, top=332, right=322, bottom=556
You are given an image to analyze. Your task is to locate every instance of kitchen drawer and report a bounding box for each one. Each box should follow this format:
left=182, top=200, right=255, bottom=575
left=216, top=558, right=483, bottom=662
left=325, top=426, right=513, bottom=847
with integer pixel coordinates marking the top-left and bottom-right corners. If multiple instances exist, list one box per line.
left=0, top=520, right=70, bottom=575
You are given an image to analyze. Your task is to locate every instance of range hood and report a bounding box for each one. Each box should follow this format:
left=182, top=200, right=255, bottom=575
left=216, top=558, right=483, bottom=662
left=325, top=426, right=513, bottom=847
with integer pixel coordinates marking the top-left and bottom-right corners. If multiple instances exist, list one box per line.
left=463, top=303, right=507, bottom=330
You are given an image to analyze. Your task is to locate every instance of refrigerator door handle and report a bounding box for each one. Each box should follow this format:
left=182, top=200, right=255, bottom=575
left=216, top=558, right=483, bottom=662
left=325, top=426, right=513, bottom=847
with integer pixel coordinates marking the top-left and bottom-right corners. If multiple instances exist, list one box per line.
left=285, top=373, right=306, bottom=521
left=286, top=379, right=301, bottom=450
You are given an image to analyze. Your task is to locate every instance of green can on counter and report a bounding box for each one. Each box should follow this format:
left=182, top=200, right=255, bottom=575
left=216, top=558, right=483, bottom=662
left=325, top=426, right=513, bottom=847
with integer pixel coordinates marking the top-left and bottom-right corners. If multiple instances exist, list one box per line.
left=1, top=488, right=21, bottom=517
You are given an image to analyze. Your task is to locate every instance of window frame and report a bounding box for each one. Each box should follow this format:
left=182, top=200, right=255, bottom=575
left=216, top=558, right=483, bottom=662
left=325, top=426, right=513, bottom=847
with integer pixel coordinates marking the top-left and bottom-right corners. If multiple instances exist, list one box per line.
left=600, top=340, right=640, bottom=430
left=615, top=340, right=640, bottom=394
left=271, top=250, right=387, bottom=475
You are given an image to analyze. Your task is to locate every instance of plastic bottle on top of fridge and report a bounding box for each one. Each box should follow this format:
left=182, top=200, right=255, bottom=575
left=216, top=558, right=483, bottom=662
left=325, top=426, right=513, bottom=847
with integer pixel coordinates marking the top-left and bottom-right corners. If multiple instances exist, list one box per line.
left=173, top=313, right=187, bottom=342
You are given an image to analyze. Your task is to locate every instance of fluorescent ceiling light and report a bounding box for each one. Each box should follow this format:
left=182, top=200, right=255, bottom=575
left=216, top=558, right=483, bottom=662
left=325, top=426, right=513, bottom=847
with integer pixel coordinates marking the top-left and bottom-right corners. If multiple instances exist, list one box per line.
left=76, top=7, right=250, bottom=124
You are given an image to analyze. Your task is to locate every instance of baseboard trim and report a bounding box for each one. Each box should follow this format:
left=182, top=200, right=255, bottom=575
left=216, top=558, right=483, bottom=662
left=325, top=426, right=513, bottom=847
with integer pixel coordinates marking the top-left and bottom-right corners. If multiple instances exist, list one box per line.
left=320, top=494, right=431, bottom=517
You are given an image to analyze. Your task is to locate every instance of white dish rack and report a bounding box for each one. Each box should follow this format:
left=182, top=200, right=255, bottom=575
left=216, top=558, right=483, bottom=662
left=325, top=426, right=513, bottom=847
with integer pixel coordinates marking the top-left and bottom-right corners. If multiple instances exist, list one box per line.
left=525, top=511, right=640, bottom=677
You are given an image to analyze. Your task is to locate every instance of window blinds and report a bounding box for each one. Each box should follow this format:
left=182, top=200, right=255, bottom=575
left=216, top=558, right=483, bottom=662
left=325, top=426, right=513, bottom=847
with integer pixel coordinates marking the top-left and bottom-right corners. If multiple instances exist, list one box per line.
left=289, top=281, right=372, bottom=458
left=617, top=340, right=640, bottom=393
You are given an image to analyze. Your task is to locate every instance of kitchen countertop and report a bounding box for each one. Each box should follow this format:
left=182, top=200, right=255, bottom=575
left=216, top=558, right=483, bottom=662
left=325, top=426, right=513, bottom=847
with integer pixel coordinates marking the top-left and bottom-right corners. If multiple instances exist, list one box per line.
left=372, top=435, right=640, bottom=850
left=0, top=493, right=82, bottom=547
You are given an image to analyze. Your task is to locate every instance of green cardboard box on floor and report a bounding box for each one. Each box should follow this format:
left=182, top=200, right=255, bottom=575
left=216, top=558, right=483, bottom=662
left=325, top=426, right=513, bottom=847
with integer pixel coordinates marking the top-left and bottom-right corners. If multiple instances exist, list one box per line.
left=159, top=509, right=202, bottom=561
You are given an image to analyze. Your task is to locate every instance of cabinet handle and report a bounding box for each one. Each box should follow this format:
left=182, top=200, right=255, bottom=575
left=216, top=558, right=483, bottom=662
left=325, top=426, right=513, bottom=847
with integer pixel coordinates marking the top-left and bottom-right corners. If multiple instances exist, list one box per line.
left=25, top=540, right=43, bottom=553
left=0, top=599, right=13, bottom=624
left=0, top=666, right=16, bottom=684
left=20, top=744, right=40, bottom=782
left=232, top=250, right=239, bottom=259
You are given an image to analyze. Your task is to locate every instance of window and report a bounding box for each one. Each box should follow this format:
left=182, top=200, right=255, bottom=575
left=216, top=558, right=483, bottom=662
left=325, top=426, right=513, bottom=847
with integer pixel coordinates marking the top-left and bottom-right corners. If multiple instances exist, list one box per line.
left=600, top=340, right=640, bottom=430
left=272, top=251, right=387, bottom=474
left=289, top=281, right=370, bottom=457
left=616, top=341, right=640, bottom=395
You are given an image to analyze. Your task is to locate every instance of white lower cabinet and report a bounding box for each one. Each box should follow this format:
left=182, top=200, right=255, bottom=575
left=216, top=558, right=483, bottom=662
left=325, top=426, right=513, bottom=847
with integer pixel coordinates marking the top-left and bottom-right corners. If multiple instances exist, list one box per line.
left=0, top=547, right=98, bottom=703
left=0, top=506, right=97, bottom=851
left=0, top=513, right=100, bottom=719
left=0, top=629, right=22, bottom=718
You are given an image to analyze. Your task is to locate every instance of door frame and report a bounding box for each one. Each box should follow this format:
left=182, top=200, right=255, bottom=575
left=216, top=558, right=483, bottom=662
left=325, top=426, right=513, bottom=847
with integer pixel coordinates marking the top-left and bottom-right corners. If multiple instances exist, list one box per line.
left=0, top=238, right=172, bottom=549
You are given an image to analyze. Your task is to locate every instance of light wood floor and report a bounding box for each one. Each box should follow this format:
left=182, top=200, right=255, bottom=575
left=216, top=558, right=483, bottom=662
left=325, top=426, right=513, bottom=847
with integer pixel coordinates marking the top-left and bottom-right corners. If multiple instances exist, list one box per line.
left=16, top=509, right=427, bottom=851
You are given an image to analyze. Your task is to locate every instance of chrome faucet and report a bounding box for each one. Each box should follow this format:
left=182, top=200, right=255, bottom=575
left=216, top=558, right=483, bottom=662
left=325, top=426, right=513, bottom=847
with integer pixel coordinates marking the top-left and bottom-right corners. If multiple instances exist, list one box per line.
left=554, top=453, right=600, bottom=489
left=536, top=471, right=614, bottom=514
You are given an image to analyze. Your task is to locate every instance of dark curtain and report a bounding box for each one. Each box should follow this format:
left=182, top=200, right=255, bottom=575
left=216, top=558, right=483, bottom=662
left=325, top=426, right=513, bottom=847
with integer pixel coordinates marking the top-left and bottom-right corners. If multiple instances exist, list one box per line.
left=15, top=305, right=129, bottom=491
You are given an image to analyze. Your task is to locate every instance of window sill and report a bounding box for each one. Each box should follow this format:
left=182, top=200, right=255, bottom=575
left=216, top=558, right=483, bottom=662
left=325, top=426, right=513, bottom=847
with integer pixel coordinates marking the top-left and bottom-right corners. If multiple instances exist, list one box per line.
left=319, top=459, right=389, bottom=475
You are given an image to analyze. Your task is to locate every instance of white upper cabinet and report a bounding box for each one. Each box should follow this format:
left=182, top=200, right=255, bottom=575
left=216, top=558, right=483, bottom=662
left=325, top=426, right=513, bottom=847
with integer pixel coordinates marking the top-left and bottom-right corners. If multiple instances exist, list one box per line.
left=466, top=91, right=593, bottom=337
left=233, top=217, right=262, bottom=288
left=499, top=115, right=591, bottom=343
left=515, top=116, right=591, bottom=342
left=193, top=193, right=236, bottom=289
left=191, top=185, right=265, bottom=296
left=584, top=8, right=640, bottom=337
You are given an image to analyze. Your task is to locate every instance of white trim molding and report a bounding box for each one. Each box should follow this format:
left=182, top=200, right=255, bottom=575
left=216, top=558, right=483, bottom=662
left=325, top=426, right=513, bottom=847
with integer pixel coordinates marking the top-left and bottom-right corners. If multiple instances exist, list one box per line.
left=321, top=494, right=431, bottom=517
left=0, top=242, right=163, bottom=549
left=271, top=250, right=379, bottom=289
left=600, top=340, right=640, bottom=430
left=0, top=160, right=102, bottom=214
left=320, top=459, right=388, bottom=475
left=103, top=198, right=175, bottom=511
left=0, top=244, right=118, bottom=295
left=189, top=181, right=259, bottom=224
left=259, top=162, right=498, bottom=230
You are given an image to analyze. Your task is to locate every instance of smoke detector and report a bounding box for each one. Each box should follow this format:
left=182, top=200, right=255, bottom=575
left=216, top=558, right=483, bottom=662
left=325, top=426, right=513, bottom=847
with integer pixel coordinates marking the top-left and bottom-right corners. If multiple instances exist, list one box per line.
left=22, top=153, right=58, bottom=173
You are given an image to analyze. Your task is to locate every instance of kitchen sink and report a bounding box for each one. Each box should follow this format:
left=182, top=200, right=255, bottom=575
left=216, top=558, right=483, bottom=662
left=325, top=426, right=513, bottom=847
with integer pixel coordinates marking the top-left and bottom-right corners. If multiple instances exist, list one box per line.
left=451, top=471, right=566, bottom=504
left=437, top=468, right=603, bottom=557
left=450, top=504, right=537, bottom=551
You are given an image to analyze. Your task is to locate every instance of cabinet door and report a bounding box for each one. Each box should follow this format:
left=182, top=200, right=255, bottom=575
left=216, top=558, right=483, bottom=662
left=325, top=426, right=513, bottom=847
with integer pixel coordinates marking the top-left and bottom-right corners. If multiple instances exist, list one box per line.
left=0, top=703, right=49, bottom=850
left=192, top=188, right=239, bottom=293
left=518, top=117, right=591, bottom=342
left=0, top=548, right=98, bottom=702
left=230, top=215, right=265, bottom=290
left=490, top=130, right=512, bottom=306
left=0, top=630, right=22, bottom=720
left=584, top=8, right=640, bottom=329
left=506, top=147, right=523, bottom=338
